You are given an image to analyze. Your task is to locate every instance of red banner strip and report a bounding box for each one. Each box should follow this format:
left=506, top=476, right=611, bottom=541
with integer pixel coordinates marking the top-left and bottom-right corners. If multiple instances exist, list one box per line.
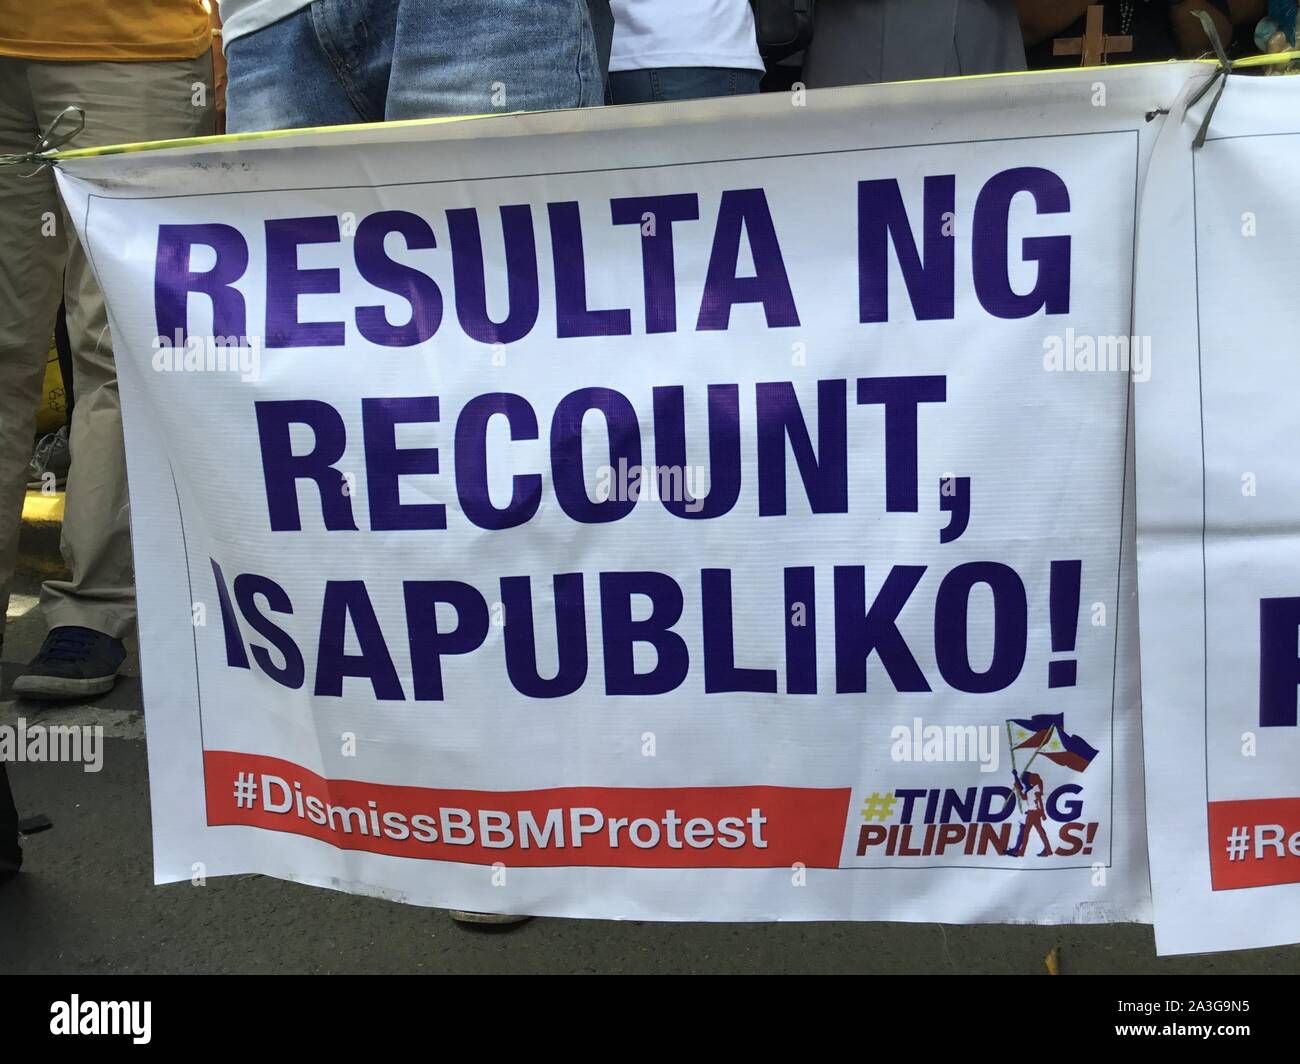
left=204, top=750, right=852, bottom=868
left=1208, top=797, right=1300, bottom=890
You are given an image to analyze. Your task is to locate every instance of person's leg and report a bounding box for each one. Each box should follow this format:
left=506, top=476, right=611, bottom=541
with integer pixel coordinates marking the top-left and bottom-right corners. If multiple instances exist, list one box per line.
left=384, top=0, right=601, bottom=119
left=12, top=54, right=214, bottom=699
left=0, top=761, right=21, bottom=876
left=0, top=58, right=67, bottom=649
left=1032, top=818, right=1054, bottom=857
left=225, top=0, right=394, bottom=132
left=608, top=66, right=763, bottom=105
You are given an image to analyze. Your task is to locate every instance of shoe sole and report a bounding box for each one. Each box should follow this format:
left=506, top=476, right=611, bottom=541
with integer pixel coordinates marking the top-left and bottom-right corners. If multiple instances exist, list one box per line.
left=449, top=910, right=532, bottom=926
left=11, top=673, right=119, bottom=700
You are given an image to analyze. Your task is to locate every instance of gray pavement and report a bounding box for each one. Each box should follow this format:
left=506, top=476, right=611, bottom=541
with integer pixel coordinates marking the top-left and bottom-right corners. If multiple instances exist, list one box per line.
left=2, top=517, right=1298, bottom=975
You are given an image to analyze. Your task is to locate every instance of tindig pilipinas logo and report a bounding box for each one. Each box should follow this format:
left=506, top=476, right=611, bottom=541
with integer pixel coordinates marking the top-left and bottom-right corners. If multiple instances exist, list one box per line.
left=856, top=714, right=1100, bottom=860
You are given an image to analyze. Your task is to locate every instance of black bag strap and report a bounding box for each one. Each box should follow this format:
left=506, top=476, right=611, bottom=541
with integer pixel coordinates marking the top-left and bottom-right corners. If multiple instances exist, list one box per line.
left=751, top=0, right=816, bottom=62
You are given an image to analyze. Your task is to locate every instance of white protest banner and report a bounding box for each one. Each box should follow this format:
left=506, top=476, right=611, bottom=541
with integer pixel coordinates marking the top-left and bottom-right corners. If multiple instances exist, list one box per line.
left=53, top=63, right=1197, bottom=924
left=1135, top=74, right=1300, bottom=955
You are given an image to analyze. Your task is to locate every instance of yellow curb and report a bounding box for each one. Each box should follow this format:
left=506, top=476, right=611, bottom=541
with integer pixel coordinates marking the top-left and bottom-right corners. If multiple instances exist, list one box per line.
left=22, top=489, right=64, bottom=523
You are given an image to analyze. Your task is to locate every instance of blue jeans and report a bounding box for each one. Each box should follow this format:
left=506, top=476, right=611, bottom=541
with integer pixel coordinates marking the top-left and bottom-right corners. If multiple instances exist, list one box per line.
left=226, top=0, right=602, bottom=132
left=607, top=67, right=762, bottom=105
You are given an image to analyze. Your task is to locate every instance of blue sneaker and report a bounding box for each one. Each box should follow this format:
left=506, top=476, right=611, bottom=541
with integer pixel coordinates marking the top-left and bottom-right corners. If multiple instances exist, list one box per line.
left=12, top=626, right=126, bottom=701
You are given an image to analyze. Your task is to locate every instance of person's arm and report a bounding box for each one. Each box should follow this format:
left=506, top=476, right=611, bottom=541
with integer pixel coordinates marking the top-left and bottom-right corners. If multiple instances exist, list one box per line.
left=1014, top=0, right=1094, bottom=47
left=209, top=1, right=227, bottom=134
left=1169, top=0, right=1265, bottom=56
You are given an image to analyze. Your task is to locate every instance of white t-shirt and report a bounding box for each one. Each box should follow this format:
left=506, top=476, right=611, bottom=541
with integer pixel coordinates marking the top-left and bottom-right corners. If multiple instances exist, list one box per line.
left=610, top=0, right=764, bottom=73
left=218, top=0, right=314, bottom=47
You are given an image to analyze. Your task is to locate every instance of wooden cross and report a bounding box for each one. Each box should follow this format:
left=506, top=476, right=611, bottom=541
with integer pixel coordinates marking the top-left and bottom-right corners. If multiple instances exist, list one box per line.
left=1053, top=4, right=1133, bottom=67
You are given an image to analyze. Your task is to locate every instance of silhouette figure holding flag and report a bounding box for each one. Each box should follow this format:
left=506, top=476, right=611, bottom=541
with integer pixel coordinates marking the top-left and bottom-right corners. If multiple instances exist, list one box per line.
left=1003, top=714, right=1099, bottom=858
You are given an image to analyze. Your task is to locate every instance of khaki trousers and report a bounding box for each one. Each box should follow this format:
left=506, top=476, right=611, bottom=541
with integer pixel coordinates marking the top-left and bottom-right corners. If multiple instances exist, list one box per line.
left=0, top=53, right=213, bottom=640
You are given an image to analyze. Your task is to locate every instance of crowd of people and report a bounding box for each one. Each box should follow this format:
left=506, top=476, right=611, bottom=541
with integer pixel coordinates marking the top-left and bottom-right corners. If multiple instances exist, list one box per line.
left=0, top=0, right=1295, bottom=889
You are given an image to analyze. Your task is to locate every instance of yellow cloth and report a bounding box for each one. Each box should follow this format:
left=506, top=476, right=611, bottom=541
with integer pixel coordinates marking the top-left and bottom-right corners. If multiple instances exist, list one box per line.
left=0, top=1, right=211, bottom=61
